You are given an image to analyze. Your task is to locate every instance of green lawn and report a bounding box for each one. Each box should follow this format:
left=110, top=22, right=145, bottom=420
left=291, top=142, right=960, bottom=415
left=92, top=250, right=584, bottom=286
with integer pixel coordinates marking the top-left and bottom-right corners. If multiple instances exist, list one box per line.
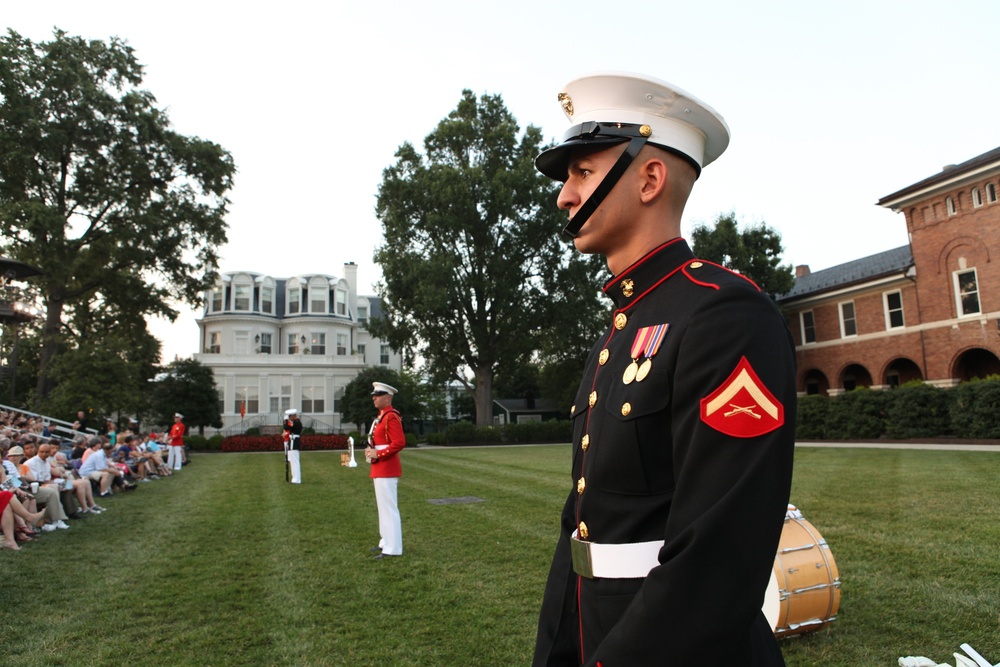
left=2, top=445, right=998, bottom=666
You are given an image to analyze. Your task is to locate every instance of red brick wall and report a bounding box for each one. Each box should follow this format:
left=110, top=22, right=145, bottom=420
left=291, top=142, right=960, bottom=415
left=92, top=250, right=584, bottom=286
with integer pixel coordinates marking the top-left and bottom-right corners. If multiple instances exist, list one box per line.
left=783, top=169, right=1000, bottom=393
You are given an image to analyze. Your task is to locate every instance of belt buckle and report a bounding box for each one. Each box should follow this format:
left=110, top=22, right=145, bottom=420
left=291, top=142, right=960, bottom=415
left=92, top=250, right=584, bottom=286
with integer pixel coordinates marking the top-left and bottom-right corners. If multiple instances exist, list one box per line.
left=570, top=533, right=594, bottom=579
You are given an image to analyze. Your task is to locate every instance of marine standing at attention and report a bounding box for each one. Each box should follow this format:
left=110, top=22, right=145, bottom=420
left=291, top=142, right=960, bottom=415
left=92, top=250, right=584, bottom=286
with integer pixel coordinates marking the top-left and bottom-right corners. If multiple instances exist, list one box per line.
left=531, top=72, right=797, bottom=666
left=284, top=408, right=302, bottom=484
left=364, top=382, right=404, bottom=560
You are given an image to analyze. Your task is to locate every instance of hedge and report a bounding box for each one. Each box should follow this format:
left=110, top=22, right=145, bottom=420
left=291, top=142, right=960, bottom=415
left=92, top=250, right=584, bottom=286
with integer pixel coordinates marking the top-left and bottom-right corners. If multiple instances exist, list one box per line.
left=425, top=420, right=572, bottom=446
left=797, top=378, right=1000, bottom=441
left=221, top=434, right=350, bottom=453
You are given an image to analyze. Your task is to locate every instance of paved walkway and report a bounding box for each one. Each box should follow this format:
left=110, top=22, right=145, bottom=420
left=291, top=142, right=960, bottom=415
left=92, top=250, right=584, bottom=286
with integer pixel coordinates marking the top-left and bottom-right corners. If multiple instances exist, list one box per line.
left=797, top=441, right=1000, bottom=452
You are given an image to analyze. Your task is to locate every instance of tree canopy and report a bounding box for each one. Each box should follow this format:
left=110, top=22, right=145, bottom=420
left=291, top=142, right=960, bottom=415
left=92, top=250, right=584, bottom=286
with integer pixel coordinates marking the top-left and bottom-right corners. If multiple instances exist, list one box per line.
left=340, top=367, right=424, bottom=435
left=690, top=211, right=794, bottom=299
left=371, top=90, right=603, bottom=425
left=0, top=29, right=235, bottom=405
left=149, top=358, right=222, bottom=435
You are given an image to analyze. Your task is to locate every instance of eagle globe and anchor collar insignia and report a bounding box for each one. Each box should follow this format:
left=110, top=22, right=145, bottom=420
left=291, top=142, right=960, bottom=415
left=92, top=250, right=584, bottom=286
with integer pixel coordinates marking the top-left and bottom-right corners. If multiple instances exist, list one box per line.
left=700, top=356, right=784, bottom=438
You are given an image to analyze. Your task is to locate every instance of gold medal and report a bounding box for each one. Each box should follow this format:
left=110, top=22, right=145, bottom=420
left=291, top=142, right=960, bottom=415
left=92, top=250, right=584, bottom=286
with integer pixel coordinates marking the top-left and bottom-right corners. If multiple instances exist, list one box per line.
left=635, top=357, right=653, bottom=382
left=622, top=360, right=638, bottom=384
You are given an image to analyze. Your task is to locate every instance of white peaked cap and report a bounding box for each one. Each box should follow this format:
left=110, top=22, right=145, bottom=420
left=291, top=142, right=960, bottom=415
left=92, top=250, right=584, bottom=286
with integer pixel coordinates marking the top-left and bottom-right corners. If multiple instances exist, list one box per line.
left=536, top=71, right=730, bottom=180
left=371, top=382, right=398, bottom=396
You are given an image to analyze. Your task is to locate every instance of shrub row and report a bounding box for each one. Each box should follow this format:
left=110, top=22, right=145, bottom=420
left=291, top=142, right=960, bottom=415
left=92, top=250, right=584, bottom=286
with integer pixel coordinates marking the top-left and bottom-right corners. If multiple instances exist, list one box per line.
left=221, top=434, right=351, bottom=453
left=425, top=419, right=572, bottom=446
left=796, top=378, right=1000, bottom=440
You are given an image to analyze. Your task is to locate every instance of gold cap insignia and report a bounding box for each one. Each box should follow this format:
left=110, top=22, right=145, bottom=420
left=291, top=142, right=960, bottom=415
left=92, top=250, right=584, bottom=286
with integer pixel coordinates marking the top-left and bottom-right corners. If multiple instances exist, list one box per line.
left=640, top=125, right=652, bottom=137
left=558, top=92, right=574, bottom=116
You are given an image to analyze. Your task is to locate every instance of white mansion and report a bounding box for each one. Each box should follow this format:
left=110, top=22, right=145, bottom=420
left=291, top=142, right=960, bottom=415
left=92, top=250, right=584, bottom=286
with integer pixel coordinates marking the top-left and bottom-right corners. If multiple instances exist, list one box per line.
left=194, top=262, right=403, bottom=433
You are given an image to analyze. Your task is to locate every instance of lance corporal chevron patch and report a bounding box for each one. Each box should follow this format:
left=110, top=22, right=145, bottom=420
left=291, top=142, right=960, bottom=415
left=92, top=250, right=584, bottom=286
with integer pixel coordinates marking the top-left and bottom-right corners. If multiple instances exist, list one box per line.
left=700, top=356, right=784, bottom=438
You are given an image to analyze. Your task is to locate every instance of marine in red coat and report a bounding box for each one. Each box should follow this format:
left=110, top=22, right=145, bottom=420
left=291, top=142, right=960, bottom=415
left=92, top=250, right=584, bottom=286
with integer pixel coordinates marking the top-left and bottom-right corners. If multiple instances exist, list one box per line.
left=531, top=73, right=795, bottom=666
left=365, top=382, right=405, bottom=558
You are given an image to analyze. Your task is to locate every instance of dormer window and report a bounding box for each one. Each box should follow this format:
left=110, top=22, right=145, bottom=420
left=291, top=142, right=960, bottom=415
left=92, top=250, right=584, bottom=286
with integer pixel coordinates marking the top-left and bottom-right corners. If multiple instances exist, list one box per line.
left=335, top=289, right=347, bottom=316
left=211, top=290, right=223, bottom=313
left=288, top=287, right=300, bottom=314
left=234, top=284, right=251, bottom=311
left=261, top=286, right=274, bottom=313
left=310, top=285, right=327, bottom=313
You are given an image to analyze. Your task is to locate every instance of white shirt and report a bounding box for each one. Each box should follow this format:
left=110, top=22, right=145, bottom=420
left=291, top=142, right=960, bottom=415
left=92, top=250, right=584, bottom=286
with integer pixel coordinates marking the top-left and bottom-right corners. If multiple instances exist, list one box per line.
left=24, top=455, right=53, bottom=483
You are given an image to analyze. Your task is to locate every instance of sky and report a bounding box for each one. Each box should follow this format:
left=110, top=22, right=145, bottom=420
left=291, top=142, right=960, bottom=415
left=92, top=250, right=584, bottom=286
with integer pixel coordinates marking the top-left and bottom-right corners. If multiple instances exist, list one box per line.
left=5, top=0, right=1000, bottom=362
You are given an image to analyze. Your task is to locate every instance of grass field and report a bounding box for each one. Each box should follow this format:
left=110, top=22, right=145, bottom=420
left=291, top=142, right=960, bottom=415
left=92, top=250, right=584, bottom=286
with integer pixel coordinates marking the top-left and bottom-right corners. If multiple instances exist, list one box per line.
left=2, top=444, right=998, bottom=666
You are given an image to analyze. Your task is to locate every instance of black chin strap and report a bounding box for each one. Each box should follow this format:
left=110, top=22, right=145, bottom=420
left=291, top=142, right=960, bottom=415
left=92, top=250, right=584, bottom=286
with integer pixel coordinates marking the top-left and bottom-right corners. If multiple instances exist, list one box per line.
left=562, top=136, right=649, bottom=238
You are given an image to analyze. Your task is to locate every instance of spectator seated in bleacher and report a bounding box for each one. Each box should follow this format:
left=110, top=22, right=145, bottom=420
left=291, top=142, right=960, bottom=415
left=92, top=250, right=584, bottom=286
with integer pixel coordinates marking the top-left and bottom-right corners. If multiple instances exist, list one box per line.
left=51, top=450, right=104, bottom=514
left=16, top=444, right=70, bottom=531
left=114, top=435, right=152, bottom=483
left=142, top=433, right=171, bottom=477
left=79, top=438, right=133, bottom=497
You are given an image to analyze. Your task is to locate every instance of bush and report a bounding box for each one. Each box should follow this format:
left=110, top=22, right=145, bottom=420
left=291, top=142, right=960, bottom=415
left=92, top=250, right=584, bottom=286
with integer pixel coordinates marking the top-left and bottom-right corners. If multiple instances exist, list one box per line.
left=950, top=377, right=1000, bottom=439
left=824, top=388, right=887, bottom=440
left=884, top=382, right=953, bottom=439
left=795, top=394, right=830, bottom=440
left=405, top=432, right=418, bottom=447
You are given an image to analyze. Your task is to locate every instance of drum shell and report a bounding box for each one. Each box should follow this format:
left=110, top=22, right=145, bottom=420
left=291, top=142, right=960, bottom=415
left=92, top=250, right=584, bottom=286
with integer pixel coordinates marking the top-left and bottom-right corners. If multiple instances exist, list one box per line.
left=770, top=516, right=841, bottom=638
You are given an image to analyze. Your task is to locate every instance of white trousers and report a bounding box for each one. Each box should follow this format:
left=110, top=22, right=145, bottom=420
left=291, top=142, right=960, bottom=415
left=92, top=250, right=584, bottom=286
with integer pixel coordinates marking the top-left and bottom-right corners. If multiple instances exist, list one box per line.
left=167, top=445, right=183, bottom=470
left=287, top=449, right=301, bottom=484
left=373, top=477, right=402, bottom=555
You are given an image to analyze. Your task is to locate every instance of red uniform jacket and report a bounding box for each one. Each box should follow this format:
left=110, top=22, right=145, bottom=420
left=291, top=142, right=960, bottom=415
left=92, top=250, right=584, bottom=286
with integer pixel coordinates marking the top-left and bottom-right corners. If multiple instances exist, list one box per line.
left=168, top=422, right=186, bottom=447
left=369, top=407, right=404, bottom=478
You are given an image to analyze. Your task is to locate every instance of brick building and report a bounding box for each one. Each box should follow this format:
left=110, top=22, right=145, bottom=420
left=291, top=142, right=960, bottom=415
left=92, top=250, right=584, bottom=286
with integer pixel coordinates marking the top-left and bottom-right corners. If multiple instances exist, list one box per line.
left=777, top=146, right=1000, bottom=395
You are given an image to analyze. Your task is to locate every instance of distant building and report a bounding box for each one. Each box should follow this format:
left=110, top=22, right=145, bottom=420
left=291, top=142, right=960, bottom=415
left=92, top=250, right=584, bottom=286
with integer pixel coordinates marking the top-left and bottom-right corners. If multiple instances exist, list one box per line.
left=777, top=146, right=1000, bottom=395
left=194, top=262, right=402, bottom=432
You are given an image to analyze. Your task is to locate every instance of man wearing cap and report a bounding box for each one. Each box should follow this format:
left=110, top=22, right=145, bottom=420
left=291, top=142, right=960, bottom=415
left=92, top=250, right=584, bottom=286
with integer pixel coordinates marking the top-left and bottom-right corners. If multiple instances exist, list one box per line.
left=167, top=413, right=185, bottom=471
left=364, top=382, right=405, bottom=559
left=283, top=409, right=303, bottom=484
left=531, top=73, right=795, bottom=666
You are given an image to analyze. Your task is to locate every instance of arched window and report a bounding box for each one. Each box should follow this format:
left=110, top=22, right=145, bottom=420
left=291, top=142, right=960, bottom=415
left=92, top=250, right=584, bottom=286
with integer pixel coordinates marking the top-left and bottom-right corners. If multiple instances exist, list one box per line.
left=946, top=196, right=956, bottom=216
left=987, top=183, right=997, bottom=204
left=972, top=187, right=983, bottom=208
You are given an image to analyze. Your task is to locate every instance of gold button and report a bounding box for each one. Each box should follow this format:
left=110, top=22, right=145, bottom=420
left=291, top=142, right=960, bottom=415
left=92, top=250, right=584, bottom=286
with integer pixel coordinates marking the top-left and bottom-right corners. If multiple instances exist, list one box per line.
left=621, top=402, right=632, bottom=416
left=581, top=434, right=590, bottom=451
left=589, top=391, right=597, bottom=408
left=614, top=313, right=628, bottom=330
left=579, top=521, right=589, bottom=539
left=690, top=261, right=703, bottom=269
left=598, top=349, right=609, bottom=365
left=570, top=404, right=576, bottom=416
left=577, top=477, right=586, bottom=494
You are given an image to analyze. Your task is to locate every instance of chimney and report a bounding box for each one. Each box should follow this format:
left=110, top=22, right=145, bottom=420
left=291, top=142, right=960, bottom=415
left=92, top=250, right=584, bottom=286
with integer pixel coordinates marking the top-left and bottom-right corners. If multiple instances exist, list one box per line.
left=795, top=265, right=811, bottom=278
left=343, top=262, right=358, bottom=318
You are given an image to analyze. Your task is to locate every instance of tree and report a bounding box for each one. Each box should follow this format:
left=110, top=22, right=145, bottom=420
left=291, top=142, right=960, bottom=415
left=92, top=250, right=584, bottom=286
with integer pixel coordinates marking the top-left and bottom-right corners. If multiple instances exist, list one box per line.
left=149, top=358, right=222, bottom=435
left=0, top=29, right=235, bottom=403
left=690, top=212, right=795, bottom=299
left=340, top=367, right=423, bottom=434
left=371, top=90, right=602, bottom=426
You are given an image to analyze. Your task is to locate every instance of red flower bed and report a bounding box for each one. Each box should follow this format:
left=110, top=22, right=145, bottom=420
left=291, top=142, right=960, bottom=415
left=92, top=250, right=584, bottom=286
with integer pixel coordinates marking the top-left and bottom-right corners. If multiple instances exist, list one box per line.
left=222, top=434, right=351, bottom=452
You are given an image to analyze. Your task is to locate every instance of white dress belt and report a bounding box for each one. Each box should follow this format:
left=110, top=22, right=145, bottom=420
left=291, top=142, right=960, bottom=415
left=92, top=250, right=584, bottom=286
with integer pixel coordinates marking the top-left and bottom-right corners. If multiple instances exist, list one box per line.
left=571, top=529, right=664, bottom=579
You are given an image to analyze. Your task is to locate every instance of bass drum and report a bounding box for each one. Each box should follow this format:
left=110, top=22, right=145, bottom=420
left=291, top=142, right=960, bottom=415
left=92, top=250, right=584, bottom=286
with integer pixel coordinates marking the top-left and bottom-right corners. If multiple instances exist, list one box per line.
left=762, top=505, right=841, bottom=638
